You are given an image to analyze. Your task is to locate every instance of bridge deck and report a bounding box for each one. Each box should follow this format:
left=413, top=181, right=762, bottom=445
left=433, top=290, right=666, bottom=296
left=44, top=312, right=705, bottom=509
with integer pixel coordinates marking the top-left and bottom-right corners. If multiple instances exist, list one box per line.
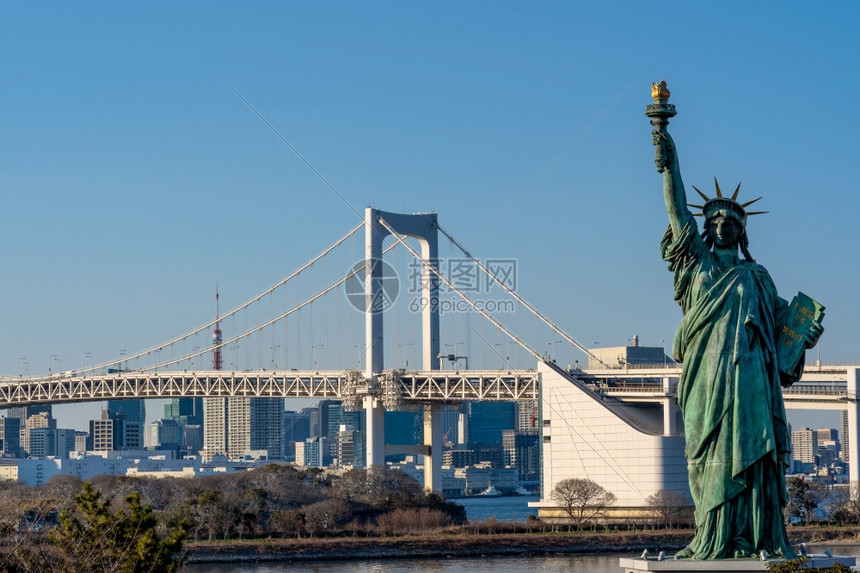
left=0, top=366, right=852, bottom=407
left=0, top=369, right=540, bottom=407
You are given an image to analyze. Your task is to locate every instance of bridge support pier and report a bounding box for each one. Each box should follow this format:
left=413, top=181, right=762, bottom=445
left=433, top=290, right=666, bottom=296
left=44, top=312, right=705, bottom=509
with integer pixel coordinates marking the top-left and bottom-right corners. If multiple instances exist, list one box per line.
left=423, top=404, right=443, bottom=493
left=662, top=376, right=680, bottom=435
left=365, top=396, right=386, bottom=469
left=847, top=368, right=860, bottom=495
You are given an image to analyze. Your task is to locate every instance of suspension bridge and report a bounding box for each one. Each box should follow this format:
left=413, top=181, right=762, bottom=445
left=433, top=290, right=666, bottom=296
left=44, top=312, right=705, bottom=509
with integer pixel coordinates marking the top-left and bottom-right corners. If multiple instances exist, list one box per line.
left=2, top=208, right=857, bottom=491
left=1, top=208, right=595, bottom=491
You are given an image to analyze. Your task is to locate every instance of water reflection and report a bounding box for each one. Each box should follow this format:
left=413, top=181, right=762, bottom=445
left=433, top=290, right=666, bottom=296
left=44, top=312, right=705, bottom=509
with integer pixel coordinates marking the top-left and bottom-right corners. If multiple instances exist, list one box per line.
left=185, top=553, right=633, bottom=573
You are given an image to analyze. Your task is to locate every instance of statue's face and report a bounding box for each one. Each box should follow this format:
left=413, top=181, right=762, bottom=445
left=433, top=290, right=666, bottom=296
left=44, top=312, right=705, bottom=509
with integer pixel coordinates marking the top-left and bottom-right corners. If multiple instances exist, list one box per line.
left=708, top=216, right=741, bottom=248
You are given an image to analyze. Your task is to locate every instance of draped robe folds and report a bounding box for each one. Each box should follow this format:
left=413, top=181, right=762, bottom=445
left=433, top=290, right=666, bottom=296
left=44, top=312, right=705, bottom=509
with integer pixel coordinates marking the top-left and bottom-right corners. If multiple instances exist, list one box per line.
left=661, top=221, right=795, bottom=560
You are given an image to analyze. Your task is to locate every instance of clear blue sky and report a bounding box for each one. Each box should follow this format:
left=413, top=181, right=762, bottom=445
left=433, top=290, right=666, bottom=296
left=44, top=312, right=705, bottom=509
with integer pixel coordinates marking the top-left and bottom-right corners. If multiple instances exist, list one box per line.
left=1, top=2, right=858, bottom=430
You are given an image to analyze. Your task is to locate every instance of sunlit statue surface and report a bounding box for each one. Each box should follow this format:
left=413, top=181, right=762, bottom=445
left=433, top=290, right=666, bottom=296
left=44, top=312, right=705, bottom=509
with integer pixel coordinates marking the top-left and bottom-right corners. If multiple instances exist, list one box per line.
left=648, top=81, right=823, bottom=560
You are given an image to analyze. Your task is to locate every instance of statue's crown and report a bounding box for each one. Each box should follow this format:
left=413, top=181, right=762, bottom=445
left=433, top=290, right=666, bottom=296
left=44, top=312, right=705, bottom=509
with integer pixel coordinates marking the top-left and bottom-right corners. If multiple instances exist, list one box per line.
left=688, top=178, right=767, bottom=227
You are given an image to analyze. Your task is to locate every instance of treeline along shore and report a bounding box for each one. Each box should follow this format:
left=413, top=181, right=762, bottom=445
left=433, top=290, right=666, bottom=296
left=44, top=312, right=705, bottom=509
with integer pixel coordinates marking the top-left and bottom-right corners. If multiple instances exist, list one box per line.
left=2, top=464, right=860, bottom=569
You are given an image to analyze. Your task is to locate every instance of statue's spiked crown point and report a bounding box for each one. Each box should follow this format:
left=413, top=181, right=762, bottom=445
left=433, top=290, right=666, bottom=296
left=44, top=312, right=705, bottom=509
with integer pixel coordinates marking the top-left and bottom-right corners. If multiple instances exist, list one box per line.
left=688, top=178, right=768, bottom=226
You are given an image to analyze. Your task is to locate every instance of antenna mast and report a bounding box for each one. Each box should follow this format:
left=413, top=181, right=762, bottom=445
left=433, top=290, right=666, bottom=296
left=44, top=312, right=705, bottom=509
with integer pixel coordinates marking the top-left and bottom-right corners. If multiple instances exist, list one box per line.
left=212, top=284, right=223, bottom=370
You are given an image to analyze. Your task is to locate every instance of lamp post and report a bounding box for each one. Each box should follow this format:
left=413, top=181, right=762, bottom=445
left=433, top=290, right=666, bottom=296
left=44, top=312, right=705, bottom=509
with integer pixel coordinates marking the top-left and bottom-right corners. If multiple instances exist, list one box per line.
left=312, top=344, right=324, bottom=369
left=437, top=353, right=468, bottom=370
left=230, top=345, right=240, bottom=370
left=82, top=351, right=92, bottom=371
left=494, top=343, right=505, bottom=368
left=547, top=340, right=563, bottom=363
left=396, top=343, right=414, bottom=369
left=270, top=345, right=281, bottom=370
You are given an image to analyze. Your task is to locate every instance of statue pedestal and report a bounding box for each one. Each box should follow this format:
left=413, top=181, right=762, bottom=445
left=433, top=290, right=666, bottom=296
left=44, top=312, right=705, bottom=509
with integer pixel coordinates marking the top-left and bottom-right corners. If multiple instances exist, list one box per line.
left=619, top=555, right=855, bottom=573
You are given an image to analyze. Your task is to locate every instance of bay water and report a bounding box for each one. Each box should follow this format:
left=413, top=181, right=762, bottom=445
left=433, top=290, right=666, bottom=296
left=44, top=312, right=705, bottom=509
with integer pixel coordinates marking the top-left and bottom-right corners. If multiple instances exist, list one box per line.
left=184, top=496, right=860, bottom=572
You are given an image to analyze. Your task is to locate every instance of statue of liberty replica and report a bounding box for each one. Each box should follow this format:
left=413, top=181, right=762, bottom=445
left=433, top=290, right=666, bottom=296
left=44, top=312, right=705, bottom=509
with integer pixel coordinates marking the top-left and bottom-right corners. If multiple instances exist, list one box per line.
left=647, top=81, right=824, bottom=560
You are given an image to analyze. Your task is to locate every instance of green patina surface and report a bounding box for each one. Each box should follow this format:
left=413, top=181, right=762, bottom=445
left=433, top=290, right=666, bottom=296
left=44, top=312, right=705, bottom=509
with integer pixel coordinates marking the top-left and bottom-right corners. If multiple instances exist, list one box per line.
left=648, top=83, right=822, bottom=560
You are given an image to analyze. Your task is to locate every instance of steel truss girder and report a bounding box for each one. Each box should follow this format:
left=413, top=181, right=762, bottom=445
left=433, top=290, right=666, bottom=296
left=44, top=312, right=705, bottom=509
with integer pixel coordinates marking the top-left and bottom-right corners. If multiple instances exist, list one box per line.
left=0, top=369, right=540, bottom=408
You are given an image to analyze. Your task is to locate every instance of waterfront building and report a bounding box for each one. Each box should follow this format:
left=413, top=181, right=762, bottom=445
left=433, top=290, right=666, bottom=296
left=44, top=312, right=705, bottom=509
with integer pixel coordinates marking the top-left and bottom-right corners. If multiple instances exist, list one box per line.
left=842, top=410, right=850, bottom=462
left=533, top=362, right=689, bottom=524
left=0, top=450, right=268, bottom=486
left=502, top=429, right=540, bottom=486
left=442, top=447, right=505, bottom=469
left=440, top=464, right=518, bottom=496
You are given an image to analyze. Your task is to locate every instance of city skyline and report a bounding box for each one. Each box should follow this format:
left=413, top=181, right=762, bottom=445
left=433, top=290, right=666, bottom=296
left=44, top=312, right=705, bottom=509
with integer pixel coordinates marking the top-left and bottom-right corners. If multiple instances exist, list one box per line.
left=2, top=3, right=858, bottom=431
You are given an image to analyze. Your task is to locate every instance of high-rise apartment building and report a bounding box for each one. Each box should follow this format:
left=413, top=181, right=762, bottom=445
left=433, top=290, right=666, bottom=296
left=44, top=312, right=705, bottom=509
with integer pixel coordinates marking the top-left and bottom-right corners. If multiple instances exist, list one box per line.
left=296, top=437, right=331, bottom=468
left=203, top=397, right=284, bottom=461
left=89, top=410, right=123, bottom=452
left=517, top=402, right=539, bottom=433
left=202, top=398, right=228, bottom=461
left=337, top=424, right=365, bottom=468
left=791, top=427, right=818, bottom=471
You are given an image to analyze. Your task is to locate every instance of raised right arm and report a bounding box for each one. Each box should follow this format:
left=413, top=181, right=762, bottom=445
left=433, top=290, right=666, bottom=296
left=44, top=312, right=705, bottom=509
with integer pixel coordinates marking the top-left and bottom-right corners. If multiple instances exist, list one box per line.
left=653, top=128, right=694, bottom=237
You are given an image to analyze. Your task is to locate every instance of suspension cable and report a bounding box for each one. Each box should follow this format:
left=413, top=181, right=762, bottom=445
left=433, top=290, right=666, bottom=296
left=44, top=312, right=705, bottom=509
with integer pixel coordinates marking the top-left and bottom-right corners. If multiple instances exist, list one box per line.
left=141, top=240, right=401, bottom=371
left=82, top=222, right=364, bottom=374
left=434, top=221, right=609, bottom=368
left=377, top=216, right=544, bottom=363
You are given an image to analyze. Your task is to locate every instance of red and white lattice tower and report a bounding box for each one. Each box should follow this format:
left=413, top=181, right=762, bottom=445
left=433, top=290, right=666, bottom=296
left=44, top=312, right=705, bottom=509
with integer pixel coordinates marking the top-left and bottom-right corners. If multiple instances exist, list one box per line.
left=212, top=285, right=223, bottom=371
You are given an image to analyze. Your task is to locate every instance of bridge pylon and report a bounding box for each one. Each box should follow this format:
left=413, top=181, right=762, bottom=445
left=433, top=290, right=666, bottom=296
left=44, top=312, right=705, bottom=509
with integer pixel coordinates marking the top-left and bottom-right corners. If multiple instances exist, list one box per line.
left=364, top=208, right=441, bottom=490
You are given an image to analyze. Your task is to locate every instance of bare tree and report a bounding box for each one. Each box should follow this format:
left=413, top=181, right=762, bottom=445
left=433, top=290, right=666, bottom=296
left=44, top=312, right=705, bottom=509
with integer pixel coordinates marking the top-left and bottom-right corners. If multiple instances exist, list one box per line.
left=303, top=498, right=353, bottom=536
left=646, top=489, right=693, bottom=529
left=551, top=478, right=616, bottom=530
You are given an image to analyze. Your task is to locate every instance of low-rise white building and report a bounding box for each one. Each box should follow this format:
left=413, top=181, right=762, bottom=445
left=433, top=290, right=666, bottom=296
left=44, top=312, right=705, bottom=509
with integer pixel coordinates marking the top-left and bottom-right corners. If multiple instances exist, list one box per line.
left=532, top=362, right=690, bottom=524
